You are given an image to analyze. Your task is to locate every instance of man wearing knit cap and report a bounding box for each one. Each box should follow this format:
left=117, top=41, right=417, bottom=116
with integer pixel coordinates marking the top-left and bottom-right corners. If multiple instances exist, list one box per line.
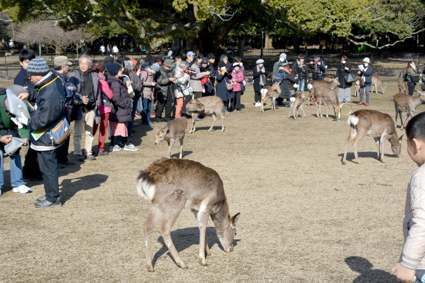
left=27, top=57, right=66, bottom=208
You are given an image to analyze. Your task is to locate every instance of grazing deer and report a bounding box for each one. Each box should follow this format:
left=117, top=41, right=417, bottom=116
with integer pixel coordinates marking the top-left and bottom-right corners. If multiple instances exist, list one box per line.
left=310, top=79, right=341, bottom=120
left=154, top=118, right=188, bottom=159
left=185, top=96, right=225, bottom=133
left=260, top=83, right=281, bottom=112
left=137, top=158, right=240, bottom=271
left=394, top=90, right=425, bottom=128
left=342, top=109, right=402, bottom=164
left=289, top=92, right=306, bottom=119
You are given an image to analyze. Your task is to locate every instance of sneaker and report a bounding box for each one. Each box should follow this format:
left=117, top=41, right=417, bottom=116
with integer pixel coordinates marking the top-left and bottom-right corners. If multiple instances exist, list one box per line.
left=12, top=185, right=32, bottom=194
left=35, top=197, right=61, bottom=208
left=112, top=145, right=122, bottom=152
left=124, top=144, right=138, bottom=151
left=86, top=154, right=96, bottom=161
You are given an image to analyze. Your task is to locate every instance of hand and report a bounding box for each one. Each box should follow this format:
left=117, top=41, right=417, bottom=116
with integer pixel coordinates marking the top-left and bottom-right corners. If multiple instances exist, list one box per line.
left=169, top=77, right=176, bottom=83
left=392, top=263, right=415, bottom=282
left=18, top=92, right=29, bottom=101
left=0, top=135, right=12, bottom=144
left=82, top=96, right=89, bottom=105
left=344, top=67, right=349, bottom=71
left=206, top=71, right=211, bottom=76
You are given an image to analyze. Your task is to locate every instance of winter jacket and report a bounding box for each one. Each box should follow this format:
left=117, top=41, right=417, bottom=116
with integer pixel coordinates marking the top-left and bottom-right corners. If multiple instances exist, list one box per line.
left=157, top=67, right=173, bottom=97
left=294, top=62, right=308, bottom=80
left=108, top=76, right=132, bottom=123
left=400, top=163, right=425, bottom=270
left=29, top=72, right=66, bottom=151
left=231, top=68, right=245, bottom=92
left=98, top=72, right=114, bottom=114
left=359, top=65, right=373, bottom=86
left=69, top=70, right=100, bottom=112
left=14, top=68, right=36, bottom=102
left=141, top=70, right=156, bottom=100
left=405, top=67, right=419, bottom=85
left=174, top=66, right=190, bottom=99
left=189, top=63, right=210, bottom=93
left=336, top=63, right=353, bottom=89
left=253, top=66, right=267, bottom=93
left=216, top=73, right=230, bottom=102
left=279, top=70, right=296, bottom=98
left=311, top=61, right=327, bottom=80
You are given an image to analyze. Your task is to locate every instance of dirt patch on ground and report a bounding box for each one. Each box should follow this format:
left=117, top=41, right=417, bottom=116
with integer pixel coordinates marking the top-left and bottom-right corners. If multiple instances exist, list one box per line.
left=0, top=79, right=421, bottom=282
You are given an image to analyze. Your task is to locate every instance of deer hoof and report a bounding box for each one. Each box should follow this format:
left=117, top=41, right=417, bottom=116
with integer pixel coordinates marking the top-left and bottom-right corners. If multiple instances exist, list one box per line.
left=177, top=261, right=188, bottom=269
left=199, top=258, right=208, bottom=266
left=146, top=264, right=155, bottom=272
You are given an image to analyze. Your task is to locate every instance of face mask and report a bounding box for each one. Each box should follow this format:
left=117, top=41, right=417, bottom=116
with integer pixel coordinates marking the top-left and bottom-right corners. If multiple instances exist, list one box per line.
left=341, top=60, right=346, bottom=64
left=364, top=63, right=368, bottom=67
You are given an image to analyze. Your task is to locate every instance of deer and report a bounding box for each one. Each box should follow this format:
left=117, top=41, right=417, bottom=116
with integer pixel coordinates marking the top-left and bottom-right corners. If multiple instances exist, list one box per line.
left=154, top=118, right=188, bottom=159
left=185, top=96, right=225, bottom=133
left=341, top=109, right=402, bottom=164
left=394, top=90, right=425, bottom=129
left=310, top=79, right=341, bottom=120
left=289, top=91, right=306, bottom=119
left=371, top=73, right=384, bottom=95
left=260, top=83, right=281, bottom=112
left=137, top=158, right=240, bottom=272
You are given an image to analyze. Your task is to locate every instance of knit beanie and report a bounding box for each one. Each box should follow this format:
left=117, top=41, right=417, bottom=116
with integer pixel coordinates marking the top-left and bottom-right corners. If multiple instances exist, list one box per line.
left=105, top=62, right=122, bottom=77
left=27, top=57, right=50, bottom=76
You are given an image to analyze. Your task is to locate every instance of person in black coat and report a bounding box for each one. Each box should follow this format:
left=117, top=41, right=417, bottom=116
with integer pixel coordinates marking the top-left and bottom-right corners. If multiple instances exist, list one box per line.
left=358, top=57, right=373, bottom=106
left=216, top=66, right=231, bottom=110
left=27, top=57, right=66, bottom=208
left=106, top=63, right=134, bottom=151
left=336, top=55, right=353, bottom=103
left=310, top=56, right=327, bottom=80
left=253, top=59, right=266, bottom=107
left=279, top=63, right=296, bottom=106
left=294, top=54, right=308, bottom=91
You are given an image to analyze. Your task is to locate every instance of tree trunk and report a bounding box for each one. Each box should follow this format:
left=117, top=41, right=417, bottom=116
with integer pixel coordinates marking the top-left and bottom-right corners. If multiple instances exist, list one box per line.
left=264, top=32, right=273, bottom=49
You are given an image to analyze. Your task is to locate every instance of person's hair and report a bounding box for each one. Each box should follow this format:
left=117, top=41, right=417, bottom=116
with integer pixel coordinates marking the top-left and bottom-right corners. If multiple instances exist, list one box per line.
left=18, top=49, right=35, bottom=62
left=341, top=55, right=348, bottom=61
left=79, top=54, right=93, bottom=66
left=406, top=112, right=425, bottom=141
left=92, top=62, right=105, bottom=73
left=297, top=54, right=305, bottom=60
left=54, top=66, right=62, bottom=71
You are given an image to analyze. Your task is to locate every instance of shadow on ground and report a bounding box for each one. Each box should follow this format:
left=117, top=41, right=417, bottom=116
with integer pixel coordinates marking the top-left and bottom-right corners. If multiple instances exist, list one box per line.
left=345, top=256, right=398, bottom=283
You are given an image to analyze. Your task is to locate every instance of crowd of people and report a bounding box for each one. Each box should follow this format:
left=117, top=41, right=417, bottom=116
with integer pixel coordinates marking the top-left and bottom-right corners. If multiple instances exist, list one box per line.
left=1, top=48, right=425, bottom=208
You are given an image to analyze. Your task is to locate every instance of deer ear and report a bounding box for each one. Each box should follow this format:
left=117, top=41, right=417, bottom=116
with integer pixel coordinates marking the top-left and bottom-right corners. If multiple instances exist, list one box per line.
left=231, top=212, right=240, bottom=225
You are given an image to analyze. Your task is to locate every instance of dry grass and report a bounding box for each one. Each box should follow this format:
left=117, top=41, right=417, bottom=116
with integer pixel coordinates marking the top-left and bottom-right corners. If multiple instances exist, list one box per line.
left=0, top=78, right=422, bottom=282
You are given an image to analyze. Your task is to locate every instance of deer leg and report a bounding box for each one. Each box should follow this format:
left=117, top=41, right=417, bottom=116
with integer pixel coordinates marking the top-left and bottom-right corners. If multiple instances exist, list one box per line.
left=272, top=97, right=276, bottom=111
left=190, top=114, right=198, bottom=133
left=168, top=139, right=176, bottom=158
left=379, top=134, right=387, bottom=162
left=220, top=113, right=225, bottom=132
left=208, top=114, right=217, bottom=132
left=179, top=138, right=184, bottom=159
left=159, top=191, right=187, bottom=269
left=144, top=209, right=156, bottom=272
left=197, top=209, right=210, bottom=266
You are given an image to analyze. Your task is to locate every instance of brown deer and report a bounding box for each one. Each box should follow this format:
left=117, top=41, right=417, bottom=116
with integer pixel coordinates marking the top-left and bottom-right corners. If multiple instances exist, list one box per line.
left=342, top=109, right=402, bottom=164
left=371, top=74, right=384, bottom=95
left=185, top=96, right=225, bottom=133
left=289, top=91, right=306, bottom=119
left=137, top=158, right=240, bottom=271
left=393, top=90, right=425, bottom=129
left=154, top=118, right=188, bottom=159
left=260, top=83, right=281, bottom=112
left=310, top=79, right=341, bottom=120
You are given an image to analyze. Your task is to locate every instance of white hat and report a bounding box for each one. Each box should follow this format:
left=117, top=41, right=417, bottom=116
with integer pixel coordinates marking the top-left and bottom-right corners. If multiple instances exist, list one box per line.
left=363, top=57, right=370, bottom=63
left=233, top=62, right=241, bottom=67
left=279, top=53, right=287, bottom=62
left=256, top=59, right=264, bottom=65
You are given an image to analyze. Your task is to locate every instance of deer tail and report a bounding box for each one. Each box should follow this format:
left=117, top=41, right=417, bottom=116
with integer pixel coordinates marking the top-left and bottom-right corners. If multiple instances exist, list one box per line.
left=136, top=171, right=156, bottom=201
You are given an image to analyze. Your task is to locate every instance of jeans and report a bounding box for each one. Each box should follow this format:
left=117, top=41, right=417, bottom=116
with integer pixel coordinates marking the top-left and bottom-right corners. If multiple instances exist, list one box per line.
left=37, top=150, right=60, bottom=202
left=338, top=88, right=352, bottom=103
left=23, top=147, right=41, bottom=179
left=297, top=79, right=305, bottom=92
left=142, top=99, right=152, bottom=126
left=417, top=270, right=425, bottom=283
left=408, top=82, right=416, bottom=96
left=360, top=85, right=371, bottom=104
left=56, top=137, right=70, bottom=164
left=233, top=91, right=242, bottom=110
left=0, top=150, right=25, bottom=189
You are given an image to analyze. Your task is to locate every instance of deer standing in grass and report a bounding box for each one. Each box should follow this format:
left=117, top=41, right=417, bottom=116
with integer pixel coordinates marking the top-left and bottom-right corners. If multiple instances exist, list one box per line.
left=154, top=118, right=187, bottom=159
left=310, top=79, right=341, bottom=120
left=393, top=90, right=425, bottom=128
left=342, top=109, right=402, bottom=164
left=185, top=96, right=225, bottom=133
left=137, top=158, right=240, bottom=271
left=260, top=83, right=281, bottom=112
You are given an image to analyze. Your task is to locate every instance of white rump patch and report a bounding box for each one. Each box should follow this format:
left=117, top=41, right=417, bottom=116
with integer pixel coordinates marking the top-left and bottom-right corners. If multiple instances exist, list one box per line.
left=307, top=83, right=313, bottom=90
left=347, top=114, right=359, bottom=127
left=136, top=178, right=156, bottom=201
left=260, top=88, right=268, bottom=97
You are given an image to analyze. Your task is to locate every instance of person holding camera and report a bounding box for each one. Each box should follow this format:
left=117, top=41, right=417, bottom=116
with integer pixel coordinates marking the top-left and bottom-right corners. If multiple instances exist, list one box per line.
left=69, top=55, right=100, bottom=161
left=405, top=59, right=419, bottom=96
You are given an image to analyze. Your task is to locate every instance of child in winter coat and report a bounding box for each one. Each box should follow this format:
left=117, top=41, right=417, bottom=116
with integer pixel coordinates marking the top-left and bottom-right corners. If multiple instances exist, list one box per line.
left=392, top=112, right=425, bottom=282
left=231, top=62, right=245, bottom=111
